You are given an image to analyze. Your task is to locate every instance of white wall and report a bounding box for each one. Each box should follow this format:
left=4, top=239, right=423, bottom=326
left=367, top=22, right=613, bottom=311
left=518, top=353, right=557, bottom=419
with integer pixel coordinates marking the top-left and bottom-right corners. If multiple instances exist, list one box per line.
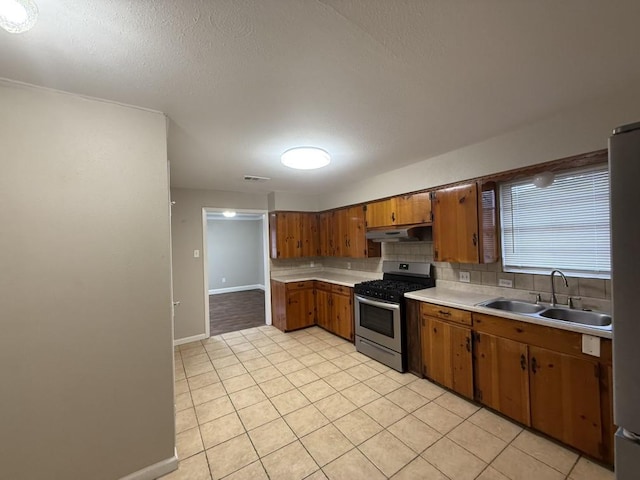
left=318, top=83, right=640, bottom=210
left=208, top=219, right=265, bottom=291
left=0, top=80, right=174, bottom=479
left=170, top=188, right=268, bottom=340
left=268, top=191, right=321, bottom=211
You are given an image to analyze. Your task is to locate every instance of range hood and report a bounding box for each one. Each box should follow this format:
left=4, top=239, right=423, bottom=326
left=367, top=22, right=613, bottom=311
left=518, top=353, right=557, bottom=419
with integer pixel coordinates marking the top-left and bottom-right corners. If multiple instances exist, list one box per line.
left=365, top=225, right=430, bottom=242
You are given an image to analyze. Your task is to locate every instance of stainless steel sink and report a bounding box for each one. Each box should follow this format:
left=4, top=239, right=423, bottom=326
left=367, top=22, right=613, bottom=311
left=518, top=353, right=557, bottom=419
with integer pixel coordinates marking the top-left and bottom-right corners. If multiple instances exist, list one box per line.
left=477, top=297, right=612, bottom=330
left=539, top=308, right=612, bottom=327
left=479, top=299, right=545, bottom=314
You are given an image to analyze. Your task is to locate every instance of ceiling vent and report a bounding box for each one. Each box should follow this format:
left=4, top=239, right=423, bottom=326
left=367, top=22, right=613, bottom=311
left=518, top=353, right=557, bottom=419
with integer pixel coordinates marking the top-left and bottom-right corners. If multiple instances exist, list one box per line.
left=243, top=175, right=270, bottom=182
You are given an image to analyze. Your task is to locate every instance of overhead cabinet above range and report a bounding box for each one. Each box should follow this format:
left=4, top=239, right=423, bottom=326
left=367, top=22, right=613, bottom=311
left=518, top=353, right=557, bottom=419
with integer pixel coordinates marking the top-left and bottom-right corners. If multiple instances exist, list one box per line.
left=365, top=191, right=432, bottom=228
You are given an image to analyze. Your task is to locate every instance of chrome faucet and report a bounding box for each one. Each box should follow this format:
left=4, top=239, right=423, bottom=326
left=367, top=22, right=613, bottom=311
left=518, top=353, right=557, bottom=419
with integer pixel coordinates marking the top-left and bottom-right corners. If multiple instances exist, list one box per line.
left=550, top=270, right=568, bottom=307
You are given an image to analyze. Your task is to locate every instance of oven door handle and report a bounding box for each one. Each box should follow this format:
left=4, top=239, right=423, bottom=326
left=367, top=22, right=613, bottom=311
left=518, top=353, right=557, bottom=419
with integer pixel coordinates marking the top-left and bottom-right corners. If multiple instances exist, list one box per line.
left=355, top=295, right=401, bottom=311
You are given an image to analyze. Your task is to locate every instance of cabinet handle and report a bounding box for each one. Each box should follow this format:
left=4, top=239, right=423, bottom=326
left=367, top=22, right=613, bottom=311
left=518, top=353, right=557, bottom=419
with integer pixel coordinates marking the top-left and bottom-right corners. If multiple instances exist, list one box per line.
left=520, top=354, right=526, bottom=371
left=465, top=336, right=471, bottom=352
left=391, top=212, right=396, bottom=222
left=433, top=327, right=437, bottom=333
left=472, top=233, right=478, bottom=246
left=438, top=310, right=451, bottom=316
left=531, top=356, right=538, bottom=374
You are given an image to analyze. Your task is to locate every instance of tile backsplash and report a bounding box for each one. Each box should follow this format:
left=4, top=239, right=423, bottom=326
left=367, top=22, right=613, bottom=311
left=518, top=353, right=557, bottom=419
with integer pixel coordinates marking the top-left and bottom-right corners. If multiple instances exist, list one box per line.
left=270, top=240, right=611, bottom=312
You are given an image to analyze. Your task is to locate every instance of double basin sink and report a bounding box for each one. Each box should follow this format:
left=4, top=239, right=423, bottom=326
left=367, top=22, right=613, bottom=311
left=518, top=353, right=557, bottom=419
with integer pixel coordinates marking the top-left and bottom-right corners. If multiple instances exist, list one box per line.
left=477, top=298, right=612, bottom=330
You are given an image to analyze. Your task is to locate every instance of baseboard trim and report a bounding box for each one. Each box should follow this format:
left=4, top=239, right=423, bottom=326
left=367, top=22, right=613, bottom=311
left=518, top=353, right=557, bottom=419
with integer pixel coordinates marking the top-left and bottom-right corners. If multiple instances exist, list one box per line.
left=209, top=284, right=265, bottom=295
left=174, top=333, right=207, bottom=346
left=119, top=449, right=178, bottom=480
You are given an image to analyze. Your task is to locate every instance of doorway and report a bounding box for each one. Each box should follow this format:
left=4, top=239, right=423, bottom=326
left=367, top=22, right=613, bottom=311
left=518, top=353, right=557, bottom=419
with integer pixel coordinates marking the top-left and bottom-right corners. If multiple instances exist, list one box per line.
left=202, top=208, right=271, bottom=337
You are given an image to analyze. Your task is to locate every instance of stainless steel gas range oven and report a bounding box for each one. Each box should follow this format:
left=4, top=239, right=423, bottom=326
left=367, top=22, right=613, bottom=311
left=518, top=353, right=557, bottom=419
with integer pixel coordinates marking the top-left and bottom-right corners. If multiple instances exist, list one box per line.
left=353, top=261, right=435, bottom=372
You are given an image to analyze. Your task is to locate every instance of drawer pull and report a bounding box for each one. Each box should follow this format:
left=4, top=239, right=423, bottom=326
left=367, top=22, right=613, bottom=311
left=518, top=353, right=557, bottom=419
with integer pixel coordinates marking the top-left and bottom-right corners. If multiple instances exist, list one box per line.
left=438, top=310, right=451, bottom=316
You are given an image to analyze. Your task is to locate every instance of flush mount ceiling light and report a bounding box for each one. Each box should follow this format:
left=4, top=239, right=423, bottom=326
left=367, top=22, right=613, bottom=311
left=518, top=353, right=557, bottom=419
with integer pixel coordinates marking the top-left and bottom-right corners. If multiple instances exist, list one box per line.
left=0, top=0, right=38, bottom=34
left=532, top=171, right=555, bottom=188
left=281, top=147, right=331, bottom=170
left=222, top=211, right=236, bottom=218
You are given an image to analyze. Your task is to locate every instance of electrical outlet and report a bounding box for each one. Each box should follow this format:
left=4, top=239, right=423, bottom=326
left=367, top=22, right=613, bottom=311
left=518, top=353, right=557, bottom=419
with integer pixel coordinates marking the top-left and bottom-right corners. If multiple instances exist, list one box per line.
left=221, top=277, right=226, bottom=283
left=347, top=262, right=351, bottom=270
left=459, top=271, right=470, bottom=283
left=193, top=249, right=200, bottom=258
left=498, top=278, right=513, bottom=288
left=310, top=261, right=315, bottom=267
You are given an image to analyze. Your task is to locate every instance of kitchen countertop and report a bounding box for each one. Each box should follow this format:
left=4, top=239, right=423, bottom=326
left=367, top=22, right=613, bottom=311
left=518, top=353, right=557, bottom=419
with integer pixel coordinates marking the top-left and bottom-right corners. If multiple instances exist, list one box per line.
left=270, top=271, right=381, bottom=288
left=405, top=287, right=612, bottom=339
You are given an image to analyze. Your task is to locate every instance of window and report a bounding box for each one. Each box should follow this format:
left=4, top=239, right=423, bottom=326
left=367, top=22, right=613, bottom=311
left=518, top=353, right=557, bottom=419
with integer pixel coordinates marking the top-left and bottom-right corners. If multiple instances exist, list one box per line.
left=499, top=165, right=610, bottom=279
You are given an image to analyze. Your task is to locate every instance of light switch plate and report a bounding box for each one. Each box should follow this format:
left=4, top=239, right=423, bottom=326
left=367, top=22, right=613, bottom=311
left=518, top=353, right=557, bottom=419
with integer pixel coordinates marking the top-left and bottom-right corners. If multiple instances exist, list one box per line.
left=582, top=334, right=601, bottom=357
left=193, top=249, right=200, bottom=258
left=498, top=278, right=513, bottom=288
left=459, top=271, right=470, bottom=283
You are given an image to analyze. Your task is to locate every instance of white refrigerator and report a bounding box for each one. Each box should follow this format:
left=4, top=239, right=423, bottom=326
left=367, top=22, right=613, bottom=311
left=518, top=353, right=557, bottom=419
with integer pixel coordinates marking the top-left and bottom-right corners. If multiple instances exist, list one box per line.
left=609, top=121, right=640, bottom=479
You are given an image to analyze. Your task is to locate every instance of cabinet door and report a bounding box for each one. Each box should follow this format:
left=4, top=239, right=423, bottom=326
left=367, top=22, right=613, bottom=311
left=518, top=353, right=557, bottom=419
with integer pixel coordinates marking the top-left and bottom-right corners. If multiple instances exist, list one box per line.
left=270, top=280, right=287, bottom=331
left=474, top=332, right=531, bottom=426
left=332, top=292, right=354, bottom=341
left=286, top=288, right=315, bottom=330
left=365, top=199, right=395, bottom=228
left=271, top=212, right=302, bottom=259
left=334, top=208, right=349, bottom=257
left=450, top=324, right=474, bottom=399
left=315, top=287, right=331, bottom=330
left=405, top=299, right=422, bottom=377
left=395, top=192, right=432, bottom=225
left=422, top=317, right=472, bottom=398
left=318, top=212, right=334, bottom=256
left=432, top=184, right=480, bottom=263
left=346, top=206, right=368, bottom=258
left=300, top=213, right=319, bottom=257
left=422, top=317, right=452, bottom=389
left=529, top=346, right=602, bottom=458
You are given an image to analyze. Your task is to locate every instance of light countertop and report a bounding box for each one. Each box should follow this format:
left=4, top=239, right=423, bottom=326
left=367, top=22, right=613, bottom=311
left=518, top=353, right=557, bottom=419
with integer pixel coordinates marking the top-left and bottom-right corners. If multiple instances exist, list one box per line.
left=270, top=271, right=381, bottom=288
left=405, top=287, right=612, bottom=339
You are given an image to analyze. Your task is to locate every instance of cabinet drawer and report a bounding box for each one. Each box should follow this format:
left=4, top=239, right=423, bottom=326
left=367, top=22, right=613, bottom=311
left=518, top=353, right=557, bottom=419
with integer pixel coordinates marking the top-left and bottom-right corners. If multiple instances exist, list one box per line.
left=331, top=284, right=352, bottom=296
left=315, top=281, right=332, bottom=292
left=286, top=280, right=314, bottom=291
left=421, top=303, right=472, bottom=326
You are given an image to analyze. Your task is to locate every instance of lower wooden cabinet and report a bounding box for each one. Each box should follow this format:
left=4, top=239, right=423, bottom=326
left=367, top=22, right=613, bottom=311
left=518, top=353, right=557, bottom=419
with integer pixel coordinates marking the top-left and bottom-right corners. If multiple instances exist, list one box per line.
left=271, top=280, right=354, bottom=341
left=529, top=345, right=602, bottom=459
left=315, top=282, right=332, bottom=330
left=474, top=332, right=531, bottom=426
left=421, top=314, right=473, bottom=400
left=414, top=303, right=614, bottom=464
left=270, top=280, right=315, bottom=332
left=315, top=282, right=354, bottom=341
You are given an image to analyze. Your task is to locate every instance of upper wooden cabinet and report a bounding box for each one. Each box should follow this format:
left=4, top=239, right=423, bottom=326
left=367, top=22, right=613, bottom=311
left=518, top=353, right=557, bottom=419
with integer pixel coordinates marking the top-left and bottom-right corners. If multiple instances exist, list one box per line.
left=431, top=182, right=498, bottom=264
left=366, top=192, right=432, bottom=228
left=334, top=206, right=381, bottom=259
left=269, top=212, right=319, bottom=259
left=318, top=212, right=334, bottom=257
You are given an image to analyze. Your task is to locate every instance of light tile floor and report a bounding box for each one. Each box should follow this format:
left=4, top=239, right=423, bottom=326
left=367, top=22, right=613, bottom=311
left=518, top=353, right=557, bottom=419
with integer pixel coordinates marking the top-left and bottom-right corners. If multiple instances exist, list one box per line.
left=163, top=325, right=615, bottom=480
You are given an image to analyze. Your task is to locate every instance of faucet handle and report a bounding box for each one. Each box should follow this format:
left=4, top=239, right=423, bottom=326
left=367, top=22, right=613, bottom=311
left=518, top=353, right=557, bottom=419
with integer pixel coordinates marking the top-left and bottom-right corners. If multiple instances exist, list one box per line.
left=567, top=296, right=582, bottom=309
left=529, top=292, right=542, bottom=304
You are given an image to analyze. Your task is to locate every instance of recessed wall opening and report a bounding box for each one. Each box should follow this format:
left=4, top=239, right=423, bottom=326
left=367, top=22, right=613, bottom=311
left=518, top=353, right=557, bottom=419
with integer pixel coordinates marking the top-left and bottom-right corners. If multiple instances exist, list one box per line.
left=202, top=208, right=272, bottom=337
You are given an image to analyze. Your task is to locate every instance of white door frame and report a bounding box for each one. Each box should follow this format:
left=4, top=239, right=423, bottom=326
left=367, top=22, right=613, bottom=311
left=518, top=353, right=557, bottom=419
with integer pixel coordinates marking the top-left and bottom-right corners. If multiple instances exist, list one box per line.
left=201, top=208, right=272, bottom=338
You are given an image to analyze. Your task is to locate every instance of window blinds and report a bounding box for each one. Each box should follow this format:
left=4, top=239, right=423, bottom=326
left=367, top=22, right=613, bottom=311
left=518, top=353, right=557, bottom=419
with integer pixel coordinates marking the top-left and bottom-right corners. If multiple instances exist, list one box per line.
left=499, top=165, right=610, bottom=278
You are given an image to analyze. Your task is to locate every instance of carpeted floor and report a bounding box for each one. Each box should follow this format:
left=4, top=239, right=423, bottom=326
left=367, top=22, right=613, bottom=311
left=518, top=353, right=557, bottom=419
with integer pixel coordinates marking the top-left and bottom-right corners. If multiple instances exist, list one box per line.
left=210, top=289, right=266, bottom=336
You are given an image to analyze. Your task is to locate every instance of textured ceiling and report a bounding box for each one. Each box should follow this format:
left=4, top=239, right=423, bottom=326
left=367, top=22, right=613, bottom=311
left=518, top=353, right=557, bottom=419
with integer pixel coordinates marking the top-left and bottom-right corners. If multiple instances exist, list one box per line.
left=2, top=1, right=640, bottom=194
